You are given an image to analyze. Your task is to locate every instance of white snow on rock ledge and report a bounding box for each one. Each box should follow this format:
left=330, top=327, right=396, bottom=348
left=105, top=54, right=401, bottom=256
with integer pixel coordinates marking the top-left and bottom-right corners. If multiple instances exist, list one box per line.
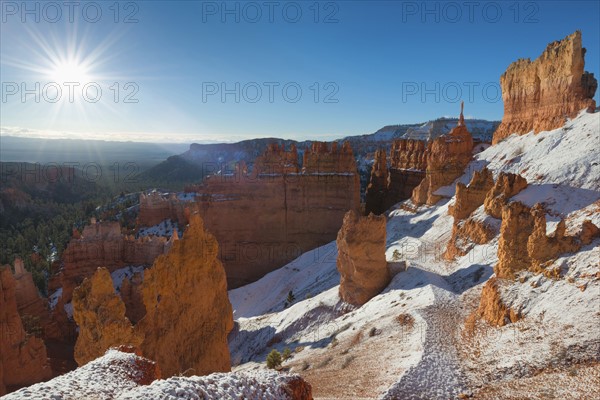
left=2, top=349, right=309, bottom=400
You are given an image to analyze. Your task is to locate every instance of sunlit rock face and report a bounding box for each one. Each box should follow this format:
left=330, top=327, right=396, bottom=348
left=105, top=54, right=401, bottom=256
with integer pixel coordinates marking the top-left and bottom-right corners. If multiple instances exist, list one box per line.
left=336, top=210, right=390, bottom=306
left=493, top=31, right=597, bottom=144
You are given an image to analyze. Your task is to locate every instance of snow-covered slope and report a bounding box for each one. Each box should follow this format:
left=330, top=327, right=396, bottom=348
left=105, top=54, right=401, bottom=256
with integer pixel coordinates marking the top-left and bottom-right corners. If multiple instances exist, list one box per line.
left=228, top=110, right=600, bottom=399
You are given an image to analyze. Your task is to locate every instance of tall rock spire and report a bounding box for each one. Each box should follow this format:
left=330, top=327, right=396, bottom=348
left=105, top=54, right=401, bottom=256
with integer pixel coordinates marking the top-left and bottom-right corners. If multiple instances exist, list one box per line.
left=458, top=101, right=465, bottom=127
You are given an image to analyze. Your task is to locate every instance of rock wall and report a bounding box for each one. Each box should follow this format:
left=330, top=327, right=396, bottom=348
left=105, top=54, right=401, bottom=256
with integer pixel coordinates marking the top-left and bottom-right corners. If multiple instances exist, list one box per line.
left=193, top=141, right=360, bottom=288
left=364, top=140, right=428, bottom=215
left=336, top=210, right=390, bottom=306
left=72, top=268, right=143, bottom=366
left=12, top=258, right=48, bottom=324
left=493, top=31, right=597, bottom=144
left=137, top=213, right=234, bottom=377
left=0, top=266, right=51, bottom=395
left=138, top=192, right=190, bottom=227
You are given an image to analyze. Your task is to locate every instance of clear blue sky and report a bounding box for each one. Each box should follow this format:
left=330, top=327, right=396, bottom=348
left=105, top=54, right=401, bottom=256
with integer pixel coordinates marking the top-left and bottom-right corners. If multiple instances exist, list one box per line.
left=1, top=0, right=598, bottom=143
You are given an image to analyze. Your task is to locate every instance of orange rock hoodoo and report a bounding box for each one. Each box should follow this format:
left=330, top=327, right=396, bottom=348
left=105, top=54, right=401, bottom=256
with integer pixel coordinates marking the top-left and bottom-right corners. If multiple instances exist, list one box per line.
left=72, top=268, right=142, bottom=366
left=1, top=266, right=52, bottom=395
left=185, top=141, right=360, bottom=288
left=412, top=104, right=474, bottom=206
left=71, top=214, right=233, bottom=378
left=493, top=31, right=597, bottom=144
left=476, top=277, right=521, bottom=327
left=336, top=210, right=390, bottom=306
left=136, top=213, right=234, bottom=377
left=483, top=172, right=529, bottom=219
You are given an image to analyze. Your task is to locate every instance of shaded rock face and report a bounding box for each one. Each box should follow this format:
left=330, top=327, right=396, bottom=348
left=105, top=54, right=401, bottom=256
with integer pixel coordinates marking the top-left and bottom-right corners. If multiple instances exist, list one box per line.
left=476, top=277, right=521, bottom=327
left=188, top=141, right=360, bottom=288
left=47, top=219, right=170, bottom=342
left=483, top=172, right=528, bottom=219
left=0, top=266, right=51, bottom=395
left=493, top=31, right=597, bottom=144
left=412, top=114, right=474, bottom=206
left=72, top=268, right=142, bottom=366
left=137, top=213, right=234, bottom=377
left=495, top=202, right=535, bottom=279
left=445, top=168, right=496, bottom=260
left=120, top=272, right=145, bottom=325
left=336, top=211, right=390, bottom=306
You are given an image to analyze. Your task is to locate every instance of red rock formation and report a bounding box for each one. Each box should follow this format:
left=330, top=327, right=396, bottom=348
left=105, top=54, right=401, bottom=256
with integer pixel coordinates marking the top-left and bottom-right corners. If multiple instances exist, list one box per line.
left=138, top=192, right=191, bottom=228
left=493, top=31, right=597, bottom=144
left=336, top=211, right=390, bottom=306
left=254, top=143, right=299, bottom=175
left=192, top=141, right=360, bottom=288
left=47, top=219, right=170, bottom=342
left=72, top=268, right=142, bottom=366
left=476, top=277, right=521, bottom=327
left=528, top=205, right=600, bottom=274
left=389, top=139, right=428, bottom=171
left=412, top=111, right=473, bottom=205
left=136, top=213, right=234, bottom=377
left=0, top=266, right=51, bottom=395
left=364, top=149, right=390, bottom=215
left=12, top=258, right=48, bottom=325
left=495, top=201, right=534, bottom=279
left=483, top=172, right=528, bottom=219
left=445, top=168, right=495, bottom=259
left=449, top=168, right=494, bottom=220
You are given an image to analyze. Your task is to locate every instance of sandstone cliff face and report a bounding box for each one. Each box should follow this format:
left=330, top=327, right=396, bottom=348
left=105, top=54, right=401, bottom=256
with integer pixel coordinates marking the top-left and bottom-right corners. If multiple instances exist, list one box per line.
left=336, top=211, right=390, bottom=306
left=483, top=172, right=528, bottom=219
left=412, top=123, right=473, bottom=206
left=0, top=266, right=51, bottom=395
left=494, top=202, right=535, bottom=279
left=137, top=213, right=234, bottom=377
left=193, top=141, right=360, bottom=288
left=72, top=268, right=142, bottom=366
left=493, top=31, right=597, bottom=144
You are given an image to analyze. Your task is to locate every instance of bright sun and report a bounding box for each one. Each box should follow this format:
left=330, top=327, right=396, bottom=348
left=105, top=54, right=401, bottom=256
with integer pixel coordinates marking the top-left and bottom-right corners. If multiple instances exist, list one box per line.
left=51, top=61, right=91, bottom=83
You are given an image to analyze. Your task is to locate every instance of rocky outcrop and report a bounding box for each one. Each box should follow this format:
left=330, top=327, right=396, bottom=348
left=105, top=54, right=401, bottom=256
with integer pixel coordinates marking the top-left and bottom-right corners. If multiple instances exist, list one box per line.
left=336, top=211, right=390, bottom=306
left=445, top=168, right=496, bottom=259
left=449, top=168, right=494, bottom=220
left=494, top=202, right=535, bottom=279
left=364, top=149, right=390, bottom=215
left=138, top=192, right=191, bottom=228
left=476, top=277, right=521, bottom=327
left=1, top=266, right=51, bottom=395
left=72, top=268, right=142, bottom=366
left=493, top=31, right=597, bottom=144
left=412, top=104, right=473, bottom=205
left=12, top=258, right=48, bottom=325
left=527, top=205, right=600, bottom=275
left=136, top=213, right=234, bottom=377
left=47, top=219, right=171, bottom=342
left=483, top=172, right=528, bottom=219
left=191, top=141, right=360, bottom=288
